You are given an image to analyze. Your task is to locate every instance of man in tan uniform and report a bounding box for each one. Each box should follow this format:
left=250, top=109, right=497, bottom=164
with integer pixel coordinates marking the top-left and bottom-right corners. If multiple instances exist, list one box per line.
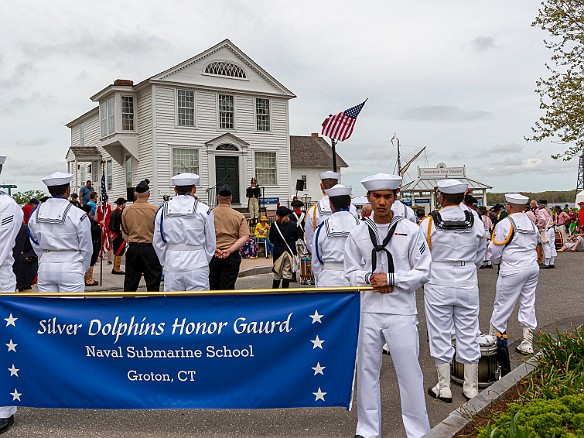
left=209, top=186, right=249, bottom=290
left=121, top=179, right=162, bottom=291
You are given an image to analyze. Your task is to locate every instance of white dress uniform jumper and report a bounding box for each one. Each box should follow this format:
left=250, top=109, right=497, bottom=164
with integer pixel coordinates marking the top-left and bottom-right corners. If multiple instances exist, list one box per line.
left=153, top=195, right=216, bottom=291
left=305, top=196, right=358, bottom=255
left=28, top=198, right=92, bottom=292
left=345, top=216, right=431, bottom=438
left=312, top=209, right=360, bottom=287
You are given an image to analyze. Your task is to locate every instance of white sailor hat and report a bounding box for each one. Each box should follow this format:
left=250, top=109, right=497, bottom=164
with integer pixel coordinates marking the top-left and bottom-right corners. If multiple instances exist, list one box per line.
left=171, top=172, right=200, bottom=186
left=319, top=171, right=341, bottom=181
left=437, top=178, right=468, bottom=194
left=361, top=173, right=402, bottom=191
left=0, top=156, right=6, bottom=165
left=324, top=183, right=352, bottom=197
left=505, top=193, right=529, bottom=205
left=41, top=172, right=73, bottom=186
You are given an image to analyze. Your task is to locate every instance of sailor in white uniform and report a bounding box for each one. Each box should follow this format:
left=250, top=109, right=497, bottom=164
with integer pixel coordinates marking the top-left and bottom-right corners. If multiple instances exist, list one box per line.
left=28, top=172, right=92, bottom=292
left=392, top=198, right=417, bottom=223
left=345, top=173, right=431, bottom=438
left=488, top=194, right=540, bottom=363
left=0, top=155, right=22, bottom=433
left=312, top=184, right=360, bottom=287
left=153, top=173, right=216, bottom=291
left=304, top=171, right=358, bottom=255
left=419, top=179, right=486, bottom=402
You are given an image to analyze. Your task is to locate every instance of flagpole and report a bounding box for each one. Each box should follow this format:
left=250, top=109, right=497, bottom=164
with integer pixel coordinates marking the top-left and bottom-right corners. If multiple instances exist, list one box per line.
left=331, top=138, right=337, bottom=172
left=99, top=161, right=104, bottom=287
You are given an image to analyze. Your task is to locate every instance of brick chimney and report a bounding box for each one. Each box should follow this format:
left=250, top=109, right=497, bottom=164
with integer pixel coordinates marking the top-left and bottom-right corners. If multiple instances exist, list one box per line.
left=311, top=133, right=319, bottom=138
left=113, top=79, right=134, bottom=87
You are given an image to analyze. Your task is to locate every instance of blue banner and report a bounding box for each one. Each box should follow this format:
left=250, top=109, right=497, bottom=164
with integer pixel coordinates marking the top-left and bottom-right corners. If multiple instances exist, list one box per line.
left=0, top=292, right=359, bottom=409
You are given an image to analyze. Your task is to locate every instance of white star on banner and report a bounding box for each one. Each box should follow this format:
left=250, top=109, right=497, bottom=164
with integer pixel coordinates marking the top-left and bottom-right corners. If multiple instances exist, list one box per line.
left=313, top=388, right=326, bottom=401
left=10, top=389, right=21, bottom=401
left=8, top=365, right=19, bottom=377
left=6, top=340, right=17, bottom=352
left=309, top=310, right=323, bottom=324
left=311, top=335, right=324, bottom=349
left=312, top=362, right=326, bottom=375
left=4, top=314, right=17, bottom=327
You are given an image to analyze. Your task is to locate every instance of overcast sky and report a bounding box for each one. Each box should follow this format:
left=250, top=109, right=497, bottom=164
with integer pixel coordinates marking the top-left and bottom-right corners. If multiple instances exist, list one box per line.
left=0, top=0, right=580, bottom=196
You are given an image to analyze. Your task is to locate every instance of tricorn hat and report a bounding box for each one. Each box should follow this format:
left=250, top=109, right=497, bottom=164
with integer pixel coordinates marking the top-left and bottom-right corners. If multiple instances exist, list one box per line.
left=135, top=179, right=150, bottom=193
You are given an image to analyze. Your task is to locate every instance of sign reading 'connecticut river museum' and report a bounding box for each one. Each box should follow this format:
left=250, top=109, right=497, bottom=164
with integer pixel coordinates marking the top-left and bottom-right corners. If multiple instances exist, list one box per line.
left=0, top=292, right=359, bottom=409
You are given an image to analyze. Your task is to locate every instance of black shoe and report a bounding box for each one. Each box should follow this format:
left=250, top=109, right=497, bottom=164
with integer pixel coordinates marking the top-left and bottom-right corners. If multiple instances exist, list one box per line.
left=550, top=265, right=555, bottom=269
left=479, top=265, right=486, bottom=269
left=0, top=415, right=14, bottom=434
left=111, top=270, right=125, bottom=275
left=485, top=264, right=493, bottom=269
left=85, top=281, right=98, bottom=286
left=427, top=387, right=453, bottom=403
left=355, top=435, right=365, bottom=438
left=540, top=265, right=553, bottom=269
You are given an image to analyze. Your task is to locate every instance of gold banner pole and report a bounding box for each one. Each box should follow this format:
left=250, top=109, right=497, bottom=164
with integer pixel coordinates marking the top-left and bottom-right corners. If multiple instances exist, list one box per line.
left=0, top=286, right=374, bottom=298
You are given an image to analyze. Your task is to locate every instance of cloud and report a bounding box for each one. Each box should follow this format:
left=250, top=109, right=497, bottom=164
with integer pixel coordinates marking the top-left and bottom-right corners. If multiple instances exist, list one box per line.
left=0, top=91, right=57, bottom=113
left=14, top=138, right=50, bottom=147
left=0, top=62, right=36, bottom=89
left=473, top=143, right=524, bottom=157
left=482, top=157, right=569, bottom=176
left=399, top=106, right=492, bottom=123
left=471, top=36, right=497, bottom=53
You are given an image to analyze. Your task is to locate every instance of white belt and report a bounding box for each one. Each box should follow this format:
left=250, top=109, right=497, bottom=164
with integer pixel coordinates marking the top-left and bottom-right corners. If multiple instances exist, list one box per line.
left=168, top=244, right=204, bottom=251
left=323, top=262, right=344, bottom=271
left=44, top=249, right=79, bottom=253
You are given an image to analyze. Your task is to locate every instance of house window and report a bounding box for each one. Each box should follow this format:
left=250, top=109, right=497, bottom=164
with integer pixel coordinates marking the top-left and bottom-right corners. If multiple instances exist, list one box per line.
left=79, top=124, right=85, bottom=146
left=125, top=156, right=133, bottom=188
left=121, top=96, right=134, bottom=130
left=100, top=97, right=115, bottom=137
left=219, top=94, right=234, bottom=129
left=255, top=152, right=277, bottom=185
left=256, top=98, right=270, bottom=131
left=205, top=61, right=246, bottom=78
left=177, top=89, right=194, bottom=126
left=106, top=160, right=113, bottom=190
left=172, top=148, right=199, bottom=176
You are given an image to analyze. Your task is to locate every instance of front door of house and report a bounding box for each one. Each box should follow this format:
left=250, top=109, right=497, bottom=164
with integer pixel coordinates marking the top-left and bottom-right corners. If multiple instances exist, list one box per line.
left=215, top=156, right=239, bottom=204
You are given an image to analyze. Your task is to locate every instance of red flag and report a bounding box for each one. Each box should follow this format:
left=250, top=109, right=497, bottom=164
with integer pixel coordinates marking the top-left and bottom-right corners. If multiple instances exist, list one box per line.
left=321, top=100, right=366, bottom=141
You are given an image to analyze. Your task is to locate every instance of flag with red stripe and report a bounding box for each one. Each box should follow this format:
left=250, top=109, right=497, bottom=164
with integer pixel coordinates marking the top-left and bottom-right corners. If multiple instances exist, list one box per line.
left=321, top=100, right=366, bottom=142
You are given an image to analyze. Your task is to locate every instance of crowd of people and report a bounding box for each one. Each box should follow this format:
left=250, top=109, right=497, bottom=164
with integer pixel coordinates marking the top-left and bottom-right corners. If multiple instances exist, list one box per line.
left=1, top=151, right=584, bottom=436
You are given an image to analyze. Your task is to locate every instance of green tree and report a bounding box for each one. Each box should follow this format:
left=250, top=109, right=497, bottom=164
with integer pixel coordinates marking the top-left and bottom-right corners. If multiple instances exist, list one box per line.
left=528, top=0, right=583, bottom=160
left=12, top=190, right=46, bottom=205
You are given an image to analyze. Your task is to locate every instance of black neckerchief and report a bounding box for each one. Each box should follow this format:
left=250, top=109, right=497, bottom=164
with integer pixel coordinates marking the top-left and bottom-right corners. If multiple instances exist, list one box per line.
left=365, top=217, right=401, bottom=274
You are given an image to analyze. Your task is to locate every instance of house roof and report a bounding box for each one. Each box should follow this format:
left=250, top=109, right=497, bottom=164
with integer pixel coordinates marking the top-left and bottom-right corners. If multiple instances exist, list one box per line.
left=138, top=39, right=296, bottom=98
left=65, top=147, right=102, bottom=161
left=290, top=135, right=348, bottom=169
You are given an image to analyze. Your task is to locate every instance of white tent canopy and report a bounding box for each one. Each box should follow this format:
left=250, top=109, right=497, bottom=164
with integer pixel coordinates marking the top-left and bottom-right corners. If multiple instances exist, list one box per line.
left=576, top=190, right=584, bottom=205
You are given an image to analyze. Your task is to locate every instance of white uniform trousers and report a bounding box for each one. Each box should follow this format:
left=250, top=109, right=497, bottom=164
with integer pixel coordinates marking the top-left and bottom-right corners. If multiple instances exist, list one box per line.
left=356, top=312, right=430, bottom=438
left=38, top=260, right=85, bottom=292
left=424, top=285, right=480, bottom=365
left=490, top=265, right=539, bottom=332
left=163, top=268, right=209, bottom=291
left=542, top=228, right=557, bottom=262
left=0, top=271, right=17, bottom=419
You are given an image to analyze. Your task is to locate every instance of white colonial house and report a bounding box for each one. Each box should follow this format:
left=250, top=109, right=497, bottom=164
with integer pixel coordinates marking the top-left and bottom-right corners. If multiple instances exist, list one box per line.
left=66, top=39, right=296, bottom=208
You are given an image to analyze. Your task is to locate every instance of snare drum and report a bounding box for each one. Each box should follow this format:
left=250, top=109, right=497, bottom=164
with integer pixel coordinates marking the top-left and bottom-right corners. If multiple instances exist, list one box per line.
left=450, top=336, right=500, bottom=388
left=300, top=257, right=315, bottom=285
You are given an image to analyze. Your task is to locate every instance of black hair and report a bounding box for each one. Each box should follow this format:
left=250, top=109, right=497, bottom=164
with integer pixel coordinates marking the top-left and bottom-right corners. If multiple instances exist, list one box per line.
left=442, top=193, right=465, bottom=205
left=47, top=184, right=69, bottom=197
left=329, top=195, right=351, bottom=210
left=176, top=185, right=194, bottom=196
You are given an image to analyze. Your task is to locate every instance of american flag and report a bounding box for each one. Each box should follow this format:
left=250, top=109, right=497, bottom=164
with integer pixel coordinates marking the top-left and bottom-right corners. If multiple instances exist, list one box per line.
left=321, top=100, right=366, bottom=142
left=100, top=173, right=111, bottom=253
